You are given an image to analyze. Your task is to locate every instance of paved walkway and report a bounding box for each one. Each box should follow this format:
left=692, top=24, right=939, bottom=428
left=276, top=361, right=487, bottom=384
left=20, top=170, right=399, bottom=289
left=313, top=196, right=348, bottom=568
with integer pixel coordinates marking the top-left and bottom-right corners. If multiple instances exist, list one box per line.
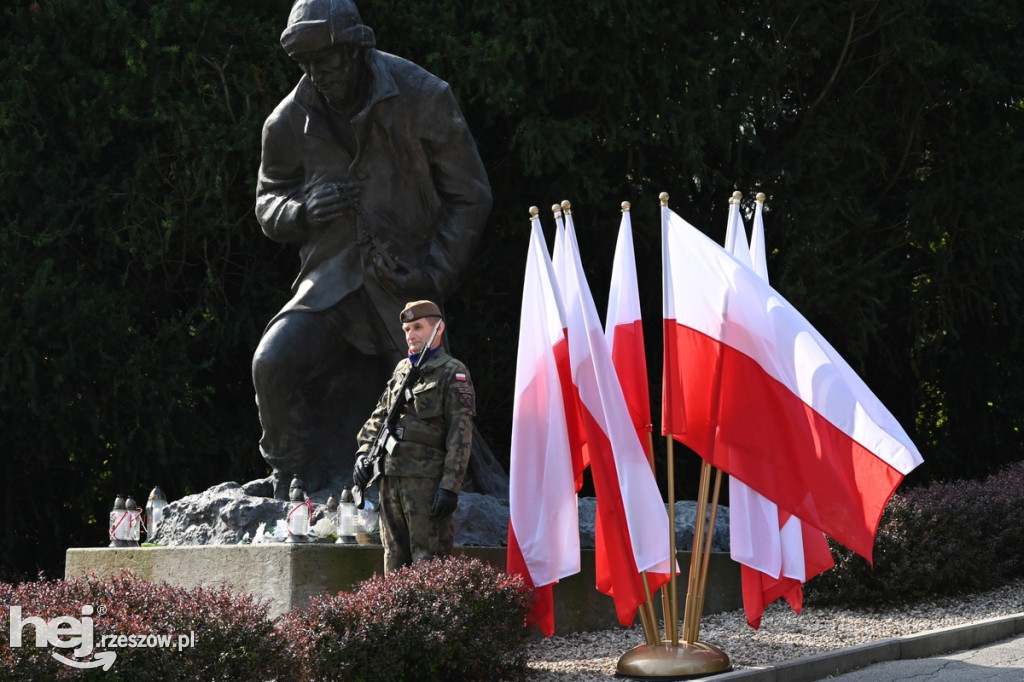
left=825, top=631, right=1024, bottom=681
left=693, top=613, right=1024, bottom=682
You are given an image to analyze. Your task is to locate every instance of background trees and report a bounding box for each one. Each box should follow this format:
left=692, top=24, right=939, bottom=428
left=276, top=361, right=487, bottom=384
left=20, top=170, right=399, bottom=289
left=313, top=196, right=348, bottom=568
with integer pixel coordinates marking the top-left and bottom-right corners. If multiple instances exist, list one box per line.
left=1, top=0, right=1021, bottom=578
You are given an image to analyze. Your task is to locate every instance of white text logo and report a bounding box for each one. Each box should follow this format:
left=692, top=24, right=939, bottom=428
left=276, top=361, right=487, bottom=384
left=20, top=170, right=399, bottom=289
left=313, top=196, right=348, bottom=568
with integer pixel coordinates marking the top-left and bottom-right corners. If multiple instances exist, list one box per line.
left=8, top=605, right=196, bottom=670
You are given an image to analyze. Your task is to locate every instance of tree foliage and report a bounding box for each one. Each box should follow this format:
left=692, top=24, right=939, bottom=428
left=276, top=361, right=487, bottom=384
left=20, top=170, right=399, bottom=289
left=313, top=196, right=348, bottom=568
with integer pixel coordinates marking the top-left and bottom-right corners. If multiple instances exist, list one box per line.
left=0, top=0, right=296, bottom=576
left=1, top=0, right=1021, bottom=577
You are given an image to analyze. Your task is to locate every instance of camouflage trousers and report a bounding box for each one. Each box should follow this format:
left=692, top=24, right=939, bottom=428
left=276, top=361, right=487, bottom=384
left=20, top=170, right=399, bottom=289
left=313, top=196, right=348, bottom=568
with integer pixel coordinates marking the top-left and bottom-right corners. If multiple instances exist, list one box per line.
left=379, top=476, right=454, bottom=574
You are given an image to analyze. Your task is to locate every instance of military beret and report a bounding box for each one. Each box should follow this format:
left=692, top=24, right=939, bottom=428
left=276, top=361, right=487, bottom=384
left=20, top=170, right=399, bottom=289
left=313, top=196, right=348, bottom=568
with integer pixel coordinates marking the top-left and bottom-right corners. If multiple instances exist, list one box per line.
left=400, top=300, right=442, bottom=323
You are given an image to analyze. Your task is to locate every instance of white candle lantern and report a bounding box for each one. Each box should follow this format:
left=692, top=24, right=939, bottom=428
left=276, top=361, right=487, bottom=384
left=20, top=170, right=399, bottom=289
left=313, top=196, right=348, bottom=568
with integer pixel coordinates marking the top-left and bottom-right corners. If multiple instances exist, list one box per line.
left=125, top=496, right=142, bottom=546
left=285, top=476, right=310, bottom=543
left=336, top=488, right=359, bottom=544
left=145, top=486, right=168, bottom=537
left=108, top=494, right=129, bottom=547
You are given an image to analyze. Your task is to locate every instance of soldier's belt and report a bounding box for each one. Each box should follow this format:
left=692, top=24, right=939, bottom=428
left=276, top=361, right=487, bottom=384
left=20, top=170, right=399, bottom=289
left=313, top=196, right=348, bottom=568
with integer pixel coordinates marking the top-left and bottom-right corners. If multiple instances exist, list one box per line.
left=392, top=423, right=445, bottom=450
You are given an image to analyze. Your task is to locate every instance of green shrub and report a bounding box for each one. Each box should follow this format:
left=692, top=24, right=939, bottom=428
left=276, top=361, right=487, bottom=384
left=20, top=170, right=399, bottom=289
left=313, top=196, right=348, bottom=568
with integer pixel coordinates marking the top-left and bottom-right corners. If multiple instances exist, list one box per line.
left=806, top=461, right=1024, bottom=606
left=281, top=555, right=532, bottom=682
left=0, top=570, right=296, bottom=681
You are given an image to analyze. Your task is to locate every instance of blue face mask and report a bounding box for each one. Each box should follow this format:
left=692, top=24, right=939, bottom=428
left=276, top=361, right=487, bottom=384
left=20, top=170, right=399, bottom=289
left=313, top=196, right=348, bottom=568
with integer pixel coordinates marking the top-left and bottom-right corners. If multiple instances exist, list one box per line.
left=408, top=345, right=440, bottom=365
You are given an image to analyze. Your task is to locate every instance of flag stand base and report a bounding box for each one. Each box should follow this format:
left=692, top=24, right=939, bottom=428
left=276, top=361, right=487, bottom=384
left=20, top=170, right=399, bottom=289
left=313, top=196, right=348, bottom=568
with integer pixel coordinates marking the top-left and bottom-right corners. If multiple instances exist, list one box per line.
left=615, top=641, right=731, bottom=680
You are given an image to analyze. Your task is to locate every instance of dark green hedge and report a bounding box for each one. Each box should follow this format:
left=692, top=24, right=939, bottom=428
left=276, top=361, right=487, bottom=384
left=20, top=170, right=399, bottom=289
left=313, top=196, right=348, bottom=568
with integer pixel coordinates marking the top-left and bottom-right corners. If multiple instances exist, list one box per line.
left=807, top=461, right=1024, bottom=606
left=1, top=557, right=529, bottom=681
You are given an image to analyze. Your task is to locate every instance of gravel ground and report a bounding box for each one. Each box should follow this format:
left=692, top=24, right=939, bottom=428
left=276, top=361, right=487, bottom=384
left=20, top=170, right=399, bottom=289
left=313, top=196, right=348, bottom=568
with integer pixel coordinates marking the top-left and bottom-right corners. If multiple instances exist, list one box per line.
left=526, top=577, right=1024, bottom=680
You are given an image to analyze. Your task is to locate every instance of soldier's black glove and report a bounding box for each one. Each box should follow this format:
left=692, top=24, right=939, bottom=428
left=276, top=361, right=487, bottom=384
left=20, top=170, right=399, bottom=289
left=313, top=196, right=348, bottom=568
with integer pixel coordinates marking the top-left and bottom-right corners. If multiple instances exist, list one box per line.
left=352, top=455, right=372, bottom=488
left=430, top=488, right=458, bottom=519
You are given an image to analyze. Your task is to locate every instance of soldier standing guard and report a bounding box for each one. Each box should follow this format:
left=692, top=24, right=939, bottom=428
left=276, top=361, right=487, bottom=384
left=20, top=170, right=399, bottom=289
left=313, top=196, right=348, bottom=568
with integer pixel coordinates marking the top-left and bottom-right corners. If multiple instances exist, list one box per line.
left=353, top=300, right=475, bottom=573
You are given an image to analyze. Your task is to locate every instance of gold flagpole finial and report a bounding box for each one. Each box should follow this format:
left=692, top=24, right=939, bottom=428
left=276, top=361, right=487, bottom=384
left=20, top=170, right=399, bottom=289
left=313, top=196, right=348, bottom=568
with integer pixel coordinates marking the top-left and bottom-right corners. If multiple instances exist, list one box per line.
left=756, top=192, right=766, bottom=204
left=561, top=199, right=572, bottom=214
left=621, top=201, right=631, bottom=213
left=659, top=192, right=669, bottom=206
left=731, top=190, right=743, bottom=204
left=551, top=203, right=563, bottom=218
left=529, top=206, right=539, bottom=221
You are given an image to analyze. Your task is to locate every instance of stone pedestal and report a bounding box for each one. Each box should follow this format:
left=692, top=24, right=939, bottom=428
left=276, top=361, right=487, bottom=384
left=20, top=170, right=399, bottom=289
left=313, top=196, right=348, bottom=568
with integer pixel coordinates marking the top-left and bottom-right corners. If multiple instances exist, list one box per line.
left=66, top=544, right=381, bottom=620
left=65, top=545, right=740, bottom=633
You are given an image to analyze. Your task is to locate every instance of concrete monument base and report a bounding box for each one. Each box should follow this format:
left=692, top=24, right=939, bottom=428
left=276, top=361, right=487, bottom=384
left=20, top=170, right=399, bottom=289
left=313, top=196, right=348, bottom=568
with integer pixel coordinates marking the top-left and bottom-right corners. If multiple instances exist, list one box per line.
left=66, top=544, right=740, bottom=633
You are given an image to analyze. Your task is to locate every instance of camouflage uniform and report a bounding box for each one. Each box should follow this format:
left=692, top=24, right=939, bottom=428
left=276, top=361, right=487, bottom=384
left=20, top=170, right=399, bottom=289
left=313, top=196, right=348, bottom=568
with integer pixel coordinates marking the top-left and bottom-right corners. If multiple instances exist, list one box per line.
left=355, top=348, right=475, bottom=573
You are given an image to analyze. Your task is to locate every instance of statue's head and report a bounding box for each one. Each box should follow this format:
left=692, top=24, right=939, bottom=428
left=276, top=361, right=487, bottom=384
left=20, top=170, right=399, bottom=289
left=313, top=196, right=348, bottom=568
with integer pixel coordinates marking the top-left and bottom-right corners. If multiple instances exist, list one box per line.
left=280, top=0, right=375, bottom=107
left=281, top=0, right=375, bottom=56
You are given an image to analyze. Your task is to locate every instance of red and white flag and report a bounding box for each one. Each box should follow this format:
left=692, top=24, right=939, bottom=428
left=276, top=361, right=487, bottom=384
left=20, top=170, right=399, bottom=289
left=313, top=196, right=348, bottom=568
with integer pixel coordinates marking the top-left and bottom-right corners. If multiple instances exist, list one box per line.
left=552, top=204, right=567, bottom=291
left=507, top=217, right=580, bottom=637
left=563, top=216, right=674, bottom=627
left=738, top=510, right=835, bottom=628
left=723, top=193, right=753, bottom=268
left=661, top=204, right=923, bottom=562
left=554, top=207, right=589, bottom=487
left=605, top=207, right=653, bottom=451
left=749, top=196, right=769, bottom=282
left=724, top=197, right=835, bottom=629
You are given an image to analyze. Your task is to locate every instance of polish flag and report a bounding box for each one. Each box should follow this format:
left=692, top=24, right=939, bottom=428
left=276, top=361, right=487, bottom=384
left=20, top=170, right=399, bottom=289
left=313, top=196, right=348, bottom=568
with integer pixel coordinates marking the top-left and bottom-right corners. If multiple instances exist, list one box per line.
left=563, top=216, right=673, bottom=626
left=740, top=512, right=835, bottom=628
left=749, top=195, right=769, bottom=282
left=553, top=206, right=589, bottom=488
left=723, top=193, right=752, bottom=268
left=552, top=203, right=567, bottom=288
left=507, top=216, right=580, bottom=637
left=605, top=206, right=653, bottom=451
left=661, top=205, right=923, bottom=562
left=725, top=196, right=835, bottom=628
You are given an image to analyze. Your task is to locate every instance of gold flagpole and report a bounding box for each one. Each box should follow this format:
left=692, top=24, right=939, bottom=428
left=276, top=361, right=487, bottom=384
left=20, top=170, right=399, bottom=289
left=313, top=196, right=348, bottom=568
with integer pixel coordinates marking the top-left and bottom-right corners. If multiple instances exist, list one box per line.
left=689, top=466, right=723, bottom=643
left=649, top=430, right=674, bottom=645
left=651, top=427, right=674, bottom=646
left=665, top=436, right=679, bottom=645
left=639, top=574, right=659, bottom=646
left=682, top=459, right=711, bottom=642
left=659, top=192, right=681, bottom=647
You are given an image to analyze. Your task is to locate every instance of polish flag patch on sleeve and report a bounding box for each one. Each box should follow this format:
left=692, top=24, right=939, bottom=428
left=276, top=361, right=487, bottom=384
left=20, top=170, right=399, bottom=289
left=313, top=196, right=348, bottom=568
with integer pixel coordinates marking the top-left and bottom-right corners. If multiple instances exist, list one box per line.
left=455, top=373, right=467, bottom=381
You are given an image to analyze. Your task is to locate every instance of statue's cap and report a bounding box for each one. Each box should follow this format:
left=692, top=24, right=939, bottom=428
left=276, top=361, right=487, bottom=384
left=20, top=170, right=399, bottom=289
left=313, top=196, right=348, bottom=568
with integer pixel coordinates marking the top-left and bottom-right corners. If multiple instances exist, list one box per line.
left=281, top=0, right=375, bottom=57
left=400, top=300, right=442, bottom=323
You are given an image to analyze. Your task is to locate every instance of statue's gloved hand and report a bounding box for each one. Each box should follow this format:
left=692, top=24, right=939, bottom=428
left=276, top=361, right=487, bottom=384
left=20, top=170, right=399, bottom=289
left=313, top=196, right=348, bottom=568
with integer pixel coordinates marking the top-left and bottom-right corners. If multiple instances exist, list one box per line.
left=305, top=180, right=359, bottom=228
left=352, top=454, right=373, bottom=488
left=429, top=488, right=458, bottom=519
